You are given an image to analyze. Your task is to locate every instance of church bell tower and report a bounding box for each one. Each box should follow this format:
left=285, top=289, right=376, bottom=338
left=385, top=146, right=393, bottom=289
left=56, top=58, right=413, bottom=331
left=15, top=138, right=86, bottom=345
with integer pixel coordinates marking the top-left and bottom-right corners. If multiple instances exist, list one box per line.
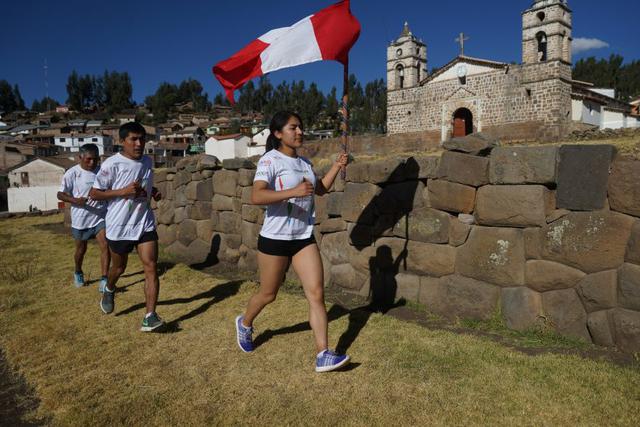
left=522, top=0, right=572, bottom=64
left=387, top=22, right=427, bottom=91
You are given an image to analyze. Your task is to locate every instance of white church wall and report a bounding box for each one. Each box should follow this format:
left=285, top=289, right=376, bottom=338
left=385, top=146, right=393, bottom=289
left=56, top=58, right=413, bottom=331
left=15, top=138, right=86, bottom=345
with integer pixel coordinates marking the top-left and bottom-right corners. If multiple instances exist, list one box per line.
left=429, top=62, right=500, bottom=84
left=601, top=109, right=625, bottom=129
left=581, top=100, right=601, bottom=127
left=205, top=137, right=235, bottom=160
left=571, top=99, right=583, bottom=121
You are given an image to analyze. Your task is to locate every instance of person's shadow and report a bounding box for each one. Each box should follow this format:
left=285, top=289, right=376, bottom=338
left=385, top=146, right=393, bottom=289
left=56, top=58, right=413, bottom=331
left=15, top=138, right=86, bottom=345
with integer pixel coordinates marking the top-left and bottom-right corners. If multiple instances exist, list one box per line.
left=337, top=157, right=420, bottom=353
left=335, top=246, right=407, bottom=354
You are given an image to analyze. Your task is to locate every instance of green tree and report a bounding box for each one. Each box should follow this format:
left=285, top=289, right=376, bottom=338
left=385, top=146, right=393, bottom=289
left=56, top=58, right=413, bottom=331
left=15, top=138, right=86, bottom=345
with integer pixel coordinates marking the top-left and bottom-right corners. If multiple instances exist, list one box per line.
left=13, top=85, right=25, bottom=110
left=102, top=71, right=133, bottom=114
left=31, top=97, right=59, bottom=112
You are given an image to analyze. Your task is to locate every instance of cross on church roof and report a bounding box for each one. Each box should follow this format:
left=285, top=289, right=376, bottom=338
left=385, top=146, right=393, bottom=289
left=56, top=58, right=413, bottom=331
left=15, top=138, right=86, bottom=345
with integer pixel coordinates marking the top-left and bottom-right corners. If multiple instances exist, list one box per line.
left=455, top=32, right=470, bottom=56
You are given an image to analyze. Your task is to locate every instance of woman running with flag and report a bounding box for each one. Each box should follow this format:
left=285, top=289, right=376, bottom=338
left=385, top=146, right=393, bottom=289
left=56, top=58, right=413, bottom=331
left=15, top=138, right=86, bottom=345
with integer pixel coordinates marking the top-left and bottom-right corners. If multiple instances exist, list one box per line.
left=235, top=111, right=350, bottom=373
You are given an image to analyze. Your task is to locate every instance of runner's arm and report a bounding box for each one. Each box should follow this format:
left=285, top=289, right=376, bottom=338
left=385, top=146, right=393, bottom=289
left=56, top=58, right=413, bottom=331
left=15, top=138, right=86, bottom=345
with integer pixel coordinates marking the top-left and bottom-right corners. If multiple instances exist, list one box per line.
left=251, top=180, right=313, bottom=205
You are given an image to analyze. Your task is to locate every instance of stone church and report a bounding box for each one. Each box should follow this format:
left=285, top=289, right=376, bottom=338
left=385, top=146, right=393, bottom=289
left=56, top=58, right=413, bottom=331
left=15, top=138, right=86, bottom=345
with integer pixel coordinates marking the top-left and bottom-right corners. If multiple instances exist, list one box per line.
left=386, top=0, right=639, bottom=142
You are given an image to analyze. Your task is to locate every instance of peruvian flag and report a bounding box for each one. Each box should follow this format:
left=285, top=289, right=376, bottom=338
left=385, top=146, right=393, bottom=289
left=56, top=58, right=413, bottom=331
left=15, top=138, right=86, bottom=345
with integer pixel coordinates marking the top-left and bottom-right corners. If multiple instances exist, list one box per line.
left=213, top=0, right=360, bottom=104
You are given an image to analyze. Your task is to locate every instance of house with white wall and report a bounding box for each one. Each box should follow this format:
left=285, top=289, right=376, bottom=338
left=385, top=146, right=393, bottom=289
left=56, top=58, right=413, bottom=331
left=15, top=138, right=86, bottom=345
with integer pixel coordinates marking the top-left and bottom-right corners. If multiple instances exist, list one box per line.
left=205, top=133, right=260, bottom=160
left=54, top=134, right=113, bottom=155
left=571, top=83, right=639, bottom=130
left=5, top=157, right=75, bottom=212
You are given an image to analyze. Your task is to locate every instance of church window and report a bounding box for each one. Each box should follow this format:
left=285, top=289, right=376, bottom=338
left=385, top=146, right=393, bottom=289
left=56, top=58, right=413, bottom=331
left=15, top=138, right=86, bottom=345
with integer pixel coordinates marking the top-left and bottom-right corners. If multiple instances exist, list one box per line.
left=537, top=12, right=545, bottom=22
left=396, top=64, right=405, bottom=89
left=536, top=32, right=548, bottom=61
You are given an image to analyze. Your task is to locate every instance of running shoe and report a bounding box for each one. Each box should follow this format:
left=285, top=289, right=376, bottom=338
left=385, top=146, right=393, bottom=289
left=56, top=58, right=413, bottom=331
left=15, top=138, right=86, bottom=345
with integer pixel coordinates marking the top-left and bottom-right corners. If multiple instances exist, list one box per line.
left=73, top=272, right=85, bottom=288
left=100, top=286, right=115, bottom=314
left=141, top=312, right=165, bottom=332
left=99, top=276, right=108, bottom=293
left=235, top=315, right=254, bottom=353
left=315, top=350, right=350, bottom=373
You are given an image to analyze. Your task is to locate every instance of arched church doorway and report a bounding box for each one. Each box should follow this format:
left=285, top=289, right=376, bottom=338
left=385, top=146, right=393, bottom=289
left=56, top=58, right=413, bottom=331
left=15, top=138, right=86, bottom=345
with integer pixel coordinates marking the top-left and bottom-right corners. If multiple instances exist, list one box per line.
left=452, top=108, right=473, bottom=137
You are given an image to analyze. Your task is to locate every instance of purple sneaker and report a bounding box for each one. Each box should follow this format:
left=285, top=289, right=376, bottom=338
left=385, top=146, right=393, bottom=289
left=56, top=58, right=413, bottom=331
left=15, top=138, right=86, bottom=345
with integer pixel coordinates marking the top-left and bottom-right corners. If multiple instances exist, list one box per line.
left=315, top=349, right=350, bottom=373
left=235, top=315, right=254, bottom=353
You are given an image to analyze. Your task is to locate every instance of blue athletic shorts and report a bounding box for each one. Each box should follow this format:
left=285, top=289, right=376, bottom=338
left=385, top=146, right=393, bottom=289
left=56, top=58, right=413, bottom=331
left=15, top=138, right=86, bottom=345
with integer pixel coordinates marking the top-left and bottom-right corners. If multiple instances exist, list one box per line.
left=72, top=222, right=105, bottom=241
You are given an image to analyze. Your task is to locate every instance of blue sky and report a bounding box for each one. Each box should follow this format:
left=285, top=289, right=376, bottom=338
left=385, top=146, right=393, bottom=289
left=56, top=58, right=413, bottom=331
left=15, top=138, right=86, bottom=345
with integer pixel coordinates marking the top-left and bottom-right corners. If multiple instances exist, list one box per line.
left=1, top=0, right=637, bottom=106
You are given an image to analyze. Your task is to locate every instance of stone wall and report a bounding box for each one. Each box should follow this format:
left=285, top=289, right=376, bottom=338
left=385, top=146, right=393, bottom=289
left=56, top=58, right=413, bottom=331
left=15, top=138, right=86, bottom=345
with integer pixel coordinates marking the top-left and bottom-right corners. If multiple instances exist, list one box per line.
left=154, top=141, right=640, bottom=353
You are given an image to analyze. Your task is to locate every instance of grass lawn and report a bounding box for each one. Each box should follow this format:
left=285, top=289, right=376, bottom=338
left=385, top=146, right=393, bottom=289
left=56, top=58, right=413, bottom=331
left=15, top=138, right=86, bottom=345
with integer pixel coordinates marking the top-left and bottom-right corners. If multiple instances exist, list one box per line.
left=1, top=215, right=639, bottom=426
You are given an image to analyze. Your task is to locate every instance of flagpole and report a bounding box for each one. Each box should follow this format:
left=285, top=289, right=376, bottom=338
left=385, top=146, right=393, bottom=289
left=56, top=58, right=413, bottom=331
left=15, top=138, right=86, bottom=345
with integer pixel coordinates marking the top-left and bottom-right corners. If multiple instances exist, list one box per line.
left=340, top=61, right=349, bottom=179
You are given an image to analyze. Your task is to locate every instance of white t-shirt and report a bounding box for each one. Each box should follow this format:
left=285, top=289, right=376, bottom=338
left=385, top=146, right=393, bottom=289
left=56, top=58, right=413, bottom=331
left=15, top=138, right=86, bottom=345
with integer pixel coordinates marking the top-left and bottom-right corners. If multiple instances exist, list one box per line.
left=59, top=165, right=106, bottom=230
left=254, top=149, right=316, bottom=240
left=93, top=153, right=156, bottom=241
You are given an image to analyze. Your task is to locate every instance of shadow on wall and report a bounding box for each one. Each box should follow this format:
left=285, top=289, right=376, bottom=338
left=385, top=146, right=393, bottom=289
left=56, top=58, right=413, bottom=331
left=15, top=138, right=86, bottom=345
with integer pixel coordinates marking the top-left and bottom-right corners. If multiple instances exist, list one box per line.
left=192, top=234, right=221, bottom=270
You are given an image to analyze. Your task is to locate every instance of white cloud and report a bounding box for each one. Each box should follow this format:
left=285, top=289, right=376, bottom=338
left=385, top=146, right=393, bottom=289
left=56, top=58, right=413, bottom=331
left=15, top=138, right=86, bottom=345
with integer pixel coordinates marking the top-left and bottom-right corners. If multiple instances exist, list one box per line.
left=572, top=37, right=610, bottom=54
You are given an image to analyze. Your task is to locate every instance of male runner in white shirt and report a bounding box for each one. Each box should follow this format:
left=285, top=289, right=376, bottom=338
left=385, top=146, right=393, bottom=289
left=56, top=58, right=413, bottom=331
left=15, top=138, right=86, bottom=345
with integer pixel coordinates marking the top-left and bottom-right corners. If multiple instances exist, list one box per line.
left=57, top=143, right=110, bottom=290
left=89, top=122, right=164, bottom=332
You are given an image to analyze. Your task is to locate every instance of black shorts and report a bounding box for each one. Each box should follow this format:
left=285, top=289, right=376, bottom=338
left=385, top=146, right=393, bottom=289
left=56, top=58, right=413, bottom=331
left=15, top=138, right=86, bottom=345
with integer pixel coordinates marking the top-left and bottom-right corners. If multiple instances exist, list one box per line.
left=257, top=235, right=316, bottom=257
left=107, top=230, right=158, bottom=255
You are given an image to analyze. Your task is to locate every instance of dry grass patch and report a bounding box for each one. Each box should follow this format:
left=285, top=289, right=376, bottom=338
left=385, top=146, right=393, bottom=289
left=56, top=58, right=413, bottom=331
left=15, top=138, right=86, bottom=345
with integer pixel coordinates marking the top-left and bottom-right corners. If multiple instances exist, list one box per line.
left=1, top=215, right=640, bottom=426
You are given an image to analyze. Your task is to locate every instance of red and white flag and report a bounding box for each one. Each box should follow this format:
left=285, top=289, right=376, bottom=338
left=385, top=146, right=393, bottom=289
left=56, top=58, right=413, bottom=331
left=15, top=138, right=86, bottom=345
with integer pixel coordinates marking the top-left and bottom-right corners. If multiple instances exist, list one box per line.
left=213, top=0, right=360, bottom=103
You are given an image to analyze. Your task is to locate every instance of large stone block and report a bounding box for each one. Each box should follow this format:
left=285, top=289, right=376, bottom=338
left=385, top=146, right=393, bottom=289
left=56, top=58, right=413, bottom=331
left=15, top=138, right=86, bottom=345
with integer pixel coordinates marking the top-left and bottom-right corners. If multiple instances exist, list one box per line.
left=173, top=207, right=187, bottom=224
left=475, top=185, right=554, bottom=227
left=185, top=179, right=213, bottom=202
left=625, top=221, right=640, bottom=264
left=406, top=241, right=456, bottom=277
left=489, top=146, right=558, bottom=184
left=418, top=275, right=500, bottom=321
left=187, top=238, right=214, bottom=265
left=154, top=168, right=170, bottom=183
left=556, top=144, right=615, bottom=211
left=314, top=194, right=328, bottom=224
left=196, top=155, right=220, bottom=171
left=331, top=264, right=367, bottom=291
left=326, top=192, right=343, bottom=217
left=241, top=205, right=264, bottom=224
left=165, top=240, right=189, bottom=263
left=443, top=133, right=496, bottom=156
left=576, top=270, right=617, bottom=313
left=177, top=219, right=198, bottom=246
left=240, top=220, right=261, bottom=250
left=618, top=263, right=640, bottom=311
left=212, top=170, right=239, bottom=196
left=196, top=220, right=214, bottom=242
left=238, top=168, right=256, bottom=186
left=173, top=170, right=191, bottom=189
left=238, top=245, right=258, bottom=272
left=341, top=183, right=380, bottom=224
left=413, top=155, right=439, bottom=179
left=174, top=187, right=188, bottom=208
left=222, top=158, right=255, bottom=170
left=347, top=222, right=374, bottom=247
left=437, top=151, right=489, bottom=187
left=241, top=187, right=253, bottom=204
left=375, top=181, right=424, bottom=215
left=393, top=207, right=449, bottom=244
left=187, top=201, right=212, bottom=220
left=523, top=227, right=542, bottom=259
left=525, top=260, right=585, bottom=292
left=212, top=194, right=234, bottom=211
left=611, top=308, right=640, bottom=353
left=456, top=226, right=525, bottom=287
left=318, top=218, right=347, bottom=233
left=395, top=273, right=421, bottom=302
left=449, top=217, right=471, bottom=247
left=218, top=211, right=242, bottom=234
left=541, top=211, right=635, bottom=273
left=427, top=180, right=476, bottom=214
left=320, top=231, right=351, bottom=265
left=156, top=200, right=174, bottom=225
left=157, top=224, right=177, bottom=246
left=608, top=159, right=640, bottom=217
left=587, top=310, right=615, bottom=347
left=502, top=287, right=543, bottom=331
left=542, top=289, right=591, bottom=342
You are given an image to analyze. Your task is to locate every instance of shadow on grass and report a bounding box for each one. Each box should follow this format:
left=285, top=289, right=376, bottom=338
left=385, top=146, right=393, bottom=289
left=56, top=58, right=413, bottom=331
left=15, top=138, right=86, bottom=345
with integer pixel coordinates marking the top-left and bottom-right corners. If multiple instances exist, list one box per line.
left=115, top=280, right=243, bottom=333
